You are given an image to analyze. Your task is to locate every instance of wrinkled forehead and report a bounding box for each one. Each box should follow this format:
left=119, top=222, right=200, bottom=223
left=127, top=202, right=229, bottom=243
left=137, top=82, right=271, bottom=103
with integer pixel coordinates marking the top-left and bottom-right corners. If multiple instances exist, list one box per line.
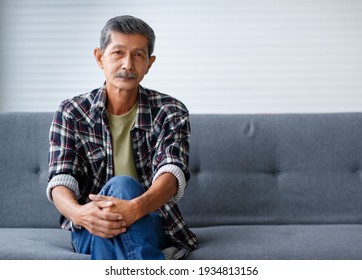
left=106, top=31, right=149, bottom=53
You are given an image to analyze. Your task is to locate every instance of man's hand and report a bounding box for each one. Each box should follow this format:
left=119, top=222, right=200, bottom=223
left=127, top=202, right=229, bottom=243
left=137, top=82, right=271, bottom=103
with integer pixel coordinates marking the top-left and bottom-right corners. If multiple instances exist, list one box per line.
left=89, top=194, right=140, bottom=229
left=52, top=173, right=177, bottom=240
left=73, top=199, right=127, bottom=238
left=89, top=173, right=178, bottom=229
left=51, top=186, right=127, bottom=239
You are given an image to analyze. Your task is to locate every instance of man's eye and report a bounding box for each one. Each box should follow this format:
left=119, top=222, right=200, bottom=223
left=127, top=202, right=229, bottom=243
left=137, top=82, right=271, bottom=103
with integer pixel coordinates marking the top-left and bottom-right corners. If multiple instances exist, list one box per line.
left=113, top=51, right=123, bottom=55
left=134, top=52, right=143, bottom=58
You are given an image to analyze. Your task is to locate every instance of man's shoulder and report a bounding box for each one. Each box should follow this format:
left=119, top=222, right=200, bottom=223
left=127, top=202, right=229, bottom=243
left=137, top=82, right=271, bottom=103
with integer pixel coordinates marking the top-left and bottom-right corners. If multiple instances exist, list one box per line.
left=142, top=87, right=189, bottom=115
left=57, top=88, right=100, bottom=119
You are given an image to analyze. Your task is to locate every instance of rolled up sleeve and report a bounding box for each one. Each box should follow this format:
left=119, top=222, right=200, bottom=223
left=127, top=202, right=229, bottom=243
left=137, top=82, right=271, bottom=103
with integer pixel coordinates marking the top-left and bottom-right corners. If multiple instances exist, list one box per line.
left=47, top=106, right=82, bottom=202
left=152, top=106, right=191, bottom=201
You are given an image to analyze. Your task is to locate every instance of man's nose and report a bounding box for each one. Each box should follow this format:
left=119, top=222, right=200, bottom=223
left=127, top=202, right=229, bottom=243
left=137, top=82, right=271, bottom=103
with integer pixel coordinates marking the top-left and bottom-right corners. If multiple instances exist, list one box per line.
left=122, top=54, right=134, bottom=70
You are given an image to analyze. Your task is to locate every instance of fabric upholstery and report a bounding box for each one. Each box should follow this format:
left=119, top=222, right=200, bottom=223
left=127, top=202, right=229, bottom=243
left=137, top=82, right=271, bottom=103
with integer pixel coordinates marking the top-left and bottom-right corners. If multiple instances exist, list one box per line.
left=0, top=229, right=89, bottom=260
left=188, top=224, right=362, bottom=259
left=179, top=114, right=362, bottom=227
left=1, top=112, right=362, bottom=259
left=0, top=113, right=59, bottom=228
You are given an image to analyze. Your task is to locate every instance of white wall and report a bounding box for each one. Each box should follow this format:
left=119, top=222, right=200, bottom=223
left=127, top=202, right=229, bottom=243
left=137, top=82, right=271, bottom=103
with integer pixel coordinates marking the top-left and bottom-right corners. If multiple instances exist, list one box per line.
left=1, top=0, right=362, bottom=114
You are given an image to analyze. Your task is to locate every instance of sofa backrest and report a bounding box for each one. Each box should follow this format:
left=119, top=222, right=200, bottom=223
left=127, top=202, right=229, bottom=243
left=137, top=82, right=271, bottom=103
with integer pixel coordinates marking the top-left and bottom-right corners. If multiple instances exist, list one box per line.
left=178, top=114, right=362, bottom=227
left=1, top=112, right=362, bottom=228
left=0, top=112, right=59, bottom=228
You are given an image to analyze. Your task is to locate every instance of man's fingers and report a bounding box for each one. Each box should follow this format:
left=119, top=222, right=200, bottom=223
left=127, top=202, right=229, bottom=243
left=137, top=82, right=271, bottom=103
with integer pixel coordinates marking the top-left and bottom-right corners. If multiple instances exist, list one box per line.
left=91, top=217, right=127, bottom=238
left=84, top=212, right=127, bottom=238
left=101, top=210, right=123, bottom=222
left=90, top=226, right=127, bottom=238
left=89, top=193, right=111, bottom=201
left=89, top=194, right=116, bottom=210
left=93, top=200, right=114, bottom=209
left=96, top=227, right=127, bottom=238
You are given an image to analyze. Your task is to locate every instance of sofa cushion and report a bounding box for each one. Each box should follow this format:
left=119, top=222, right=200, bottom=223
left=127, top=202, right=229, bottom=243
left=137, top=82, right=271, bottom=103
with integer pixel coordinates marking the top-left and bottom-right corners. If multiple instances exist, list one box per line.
left=188, top=224, right=362, bottom=259
left=0, top=113, right=59, bottom=228
left=2, top=225, right=360, bottom=260
left=179, top=114, right=362, bottom=227
left=0, top=228, right=89, bottom=260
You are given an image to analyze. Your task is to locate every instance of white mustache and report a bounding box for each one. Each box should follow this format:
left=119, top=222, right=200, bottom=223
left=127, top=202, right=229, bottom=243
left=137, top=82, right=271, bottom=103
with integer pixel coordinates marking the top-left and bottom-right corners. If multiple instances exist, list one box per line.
left=115, top=72, right=137, bottom=79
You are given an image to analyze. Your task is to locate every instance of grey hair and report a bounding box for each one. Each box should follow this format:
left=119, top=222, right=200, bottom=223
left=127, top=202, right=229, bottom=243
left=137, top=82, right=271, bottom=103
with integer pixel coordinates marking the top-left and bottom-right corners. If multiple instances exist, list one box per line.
left=100, top=15, right=156, bottom=56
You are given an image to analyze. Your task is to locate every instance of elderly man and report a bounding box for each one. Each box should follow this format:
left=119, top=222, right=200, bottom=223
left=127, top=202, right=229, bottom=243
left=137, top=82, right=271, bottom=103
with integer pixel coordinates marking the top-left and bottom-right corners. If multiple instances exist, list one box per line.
left=46, top=15, right=198, bottom=260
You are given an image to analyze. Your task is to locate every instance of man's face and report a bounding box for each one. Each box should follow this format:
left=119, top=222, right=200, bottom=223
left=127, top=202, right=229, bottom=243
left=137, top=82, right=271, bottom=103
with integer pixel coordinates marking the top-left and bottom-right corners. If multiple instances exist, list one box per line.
left=95, top=31, right=155, bottom=94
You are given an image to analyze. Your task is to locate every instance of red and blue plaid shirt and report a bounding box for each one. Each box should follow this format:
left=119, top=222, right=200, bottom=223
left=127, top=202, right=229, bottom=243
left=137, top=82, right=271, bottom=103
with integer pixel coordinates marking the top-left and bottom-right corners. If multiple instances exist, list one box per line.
left=47, top=84, right=198, bottom=257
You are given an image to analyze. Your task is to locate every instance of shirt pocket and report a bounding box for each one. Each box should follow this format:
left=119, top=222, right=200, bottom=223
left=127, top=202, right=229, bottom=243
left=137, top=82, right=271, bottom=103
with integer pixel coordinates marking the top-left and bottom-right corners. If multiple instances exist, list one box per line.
left=84, top=142, right=105, bottom=162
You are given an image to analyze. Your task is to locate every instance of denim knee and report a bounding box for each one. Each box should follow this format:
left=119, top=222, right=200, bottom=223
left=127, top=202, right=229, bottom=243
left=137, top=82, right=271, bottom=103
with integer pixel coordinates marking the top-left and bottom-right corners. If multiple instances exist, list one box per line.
left=100, top=176, right=144, bottom=200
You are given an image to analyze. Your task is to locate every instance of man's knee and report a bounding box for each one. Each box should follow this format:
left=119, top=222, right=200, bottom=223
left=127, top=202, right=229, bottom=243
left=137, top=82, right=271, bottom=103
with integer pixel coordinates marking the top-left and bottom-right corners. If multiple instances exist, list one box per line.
left=100, top=176, right=144, bottom=199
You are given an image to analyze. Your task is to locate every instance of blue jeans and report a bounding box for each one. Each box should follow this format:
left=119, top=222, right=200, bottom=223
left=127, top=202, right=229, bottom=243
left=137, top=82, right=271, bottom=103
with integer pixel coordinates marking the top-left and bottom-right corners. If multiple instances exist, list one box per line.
left=71, top=176, right=166, bottom=260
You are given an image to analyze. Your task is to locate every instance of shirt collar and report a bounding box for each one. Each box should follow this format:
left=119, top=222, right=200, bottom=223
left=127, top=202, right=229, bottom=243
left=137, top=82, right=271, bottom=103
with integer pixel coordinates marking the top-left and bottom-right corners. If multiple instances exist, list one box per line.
left=86, top=85, right=107, bottom=127
left=134, top=85, right=153, bottom=132
left=89, top=83, right=152, bottom=132
left=91, top=84, right=107, bottom=112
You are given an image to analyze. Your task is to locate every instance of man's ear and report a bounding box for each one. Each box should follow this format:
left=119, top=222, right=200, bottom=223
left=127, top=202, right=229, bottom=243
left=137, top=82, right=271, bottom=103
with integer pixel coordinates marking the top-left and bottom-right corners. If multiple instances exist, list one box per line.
left=146, top=55, right=156, bottom=74
left=94, top=48, right=103, bottom=69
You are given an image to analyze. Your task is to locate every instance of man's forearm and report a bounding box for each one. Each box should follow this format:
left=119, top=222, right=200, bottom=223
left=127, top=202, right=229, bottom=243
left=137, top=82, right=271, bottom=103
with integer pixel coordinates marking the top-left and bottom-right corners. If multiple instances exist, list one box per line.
left=133, top=172, right=178, bottom=220
left=51, top=186, right=82, bottom=223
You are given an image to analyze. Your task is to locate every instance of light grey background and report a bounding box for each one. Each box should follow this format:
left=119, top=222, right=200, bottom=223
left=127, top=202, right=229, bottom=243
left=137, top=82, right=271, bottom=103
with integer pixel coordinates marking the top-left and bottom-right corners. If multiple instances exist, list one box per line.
left=1, top=0, right=362, bottom=114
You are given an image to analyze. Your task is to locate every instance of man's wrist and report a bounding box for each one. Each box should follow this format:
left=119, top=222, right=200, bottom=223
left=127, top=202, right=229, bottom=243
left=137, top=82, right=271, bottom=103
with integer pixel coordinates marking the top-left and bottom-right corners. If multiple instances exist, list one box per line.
left=131, top=196, right=147, bottom=222
left=68, top=204, right=83, bottom=228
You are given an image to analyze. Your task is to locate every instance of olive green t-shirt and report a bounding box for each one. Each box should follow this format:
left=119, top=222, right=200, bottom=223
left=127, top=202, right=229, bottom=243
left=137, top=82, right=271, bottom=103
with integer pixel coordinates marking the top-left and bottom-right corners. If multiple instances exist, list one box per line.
left=107, top=103, right=139, bottom=180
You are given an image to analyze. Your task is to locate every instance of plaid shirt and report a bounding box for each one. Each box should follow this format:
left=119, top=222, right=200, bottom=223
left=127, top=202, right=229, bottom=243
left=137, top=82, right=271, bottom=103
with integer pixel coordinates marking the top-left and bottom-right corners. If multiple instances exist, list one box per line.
left=47, top=84, right=198, bottom=257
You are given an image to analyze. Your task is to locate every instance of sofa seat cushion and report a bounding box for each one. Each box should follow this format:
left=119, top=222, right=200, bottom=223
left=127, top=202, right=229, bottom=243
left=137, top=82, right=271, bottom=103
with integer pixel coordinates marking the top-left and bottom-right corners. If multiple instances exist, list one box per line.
left=188, top=224, right=362, bottom=259
left=1, top=225, right=361, bottom=260
left=0, top=228, right=89, bottom=260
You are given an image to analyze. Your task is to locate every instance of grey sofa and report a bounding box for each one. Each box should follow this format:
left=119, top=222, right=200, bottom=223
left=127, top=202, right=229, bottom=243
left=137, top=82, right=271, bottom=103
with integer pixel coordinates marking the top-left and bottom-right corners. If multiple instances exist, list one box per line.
left=1, top=112, right=362, bottom=260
